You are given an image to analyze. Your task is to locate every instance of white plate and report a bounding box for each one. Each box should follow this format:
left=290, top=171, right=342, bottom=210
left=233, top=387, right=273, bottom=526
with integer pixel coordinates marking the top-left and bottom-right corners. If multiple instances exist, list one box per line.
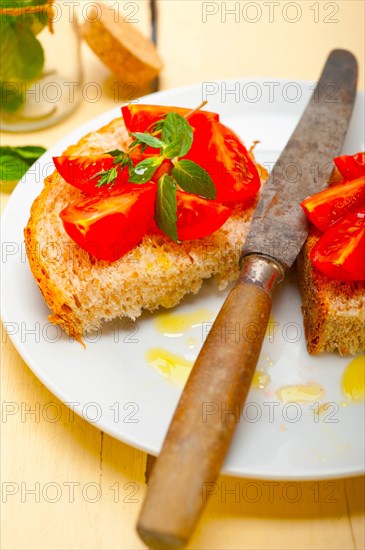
left=2, top=79, right=364, bottom=480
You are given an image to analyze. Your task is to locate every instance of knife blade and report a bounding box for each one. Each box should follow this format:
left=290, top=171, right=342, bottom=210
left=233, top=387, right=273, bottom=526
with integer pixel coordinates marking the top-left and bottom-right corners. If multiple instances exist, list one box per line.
left=242, top=48, right=357, bottom=270
left=137, top=50, right=358, bottom=550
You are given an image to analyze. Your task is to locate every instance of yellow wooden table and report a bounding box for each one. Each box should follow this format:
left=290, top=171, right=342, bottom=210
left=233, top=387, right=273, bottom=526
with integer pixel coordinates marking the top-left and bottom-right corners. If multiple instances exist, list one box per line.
left=1, top=2, right=364, bottom=548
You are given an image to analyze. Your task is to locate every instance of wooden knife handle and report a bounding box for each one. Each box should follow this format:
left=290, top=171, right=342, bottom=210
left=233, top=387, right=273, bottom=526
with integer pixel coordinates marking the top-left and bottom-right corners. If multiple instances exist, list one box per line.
left=137, top=255, right=284, bottom=549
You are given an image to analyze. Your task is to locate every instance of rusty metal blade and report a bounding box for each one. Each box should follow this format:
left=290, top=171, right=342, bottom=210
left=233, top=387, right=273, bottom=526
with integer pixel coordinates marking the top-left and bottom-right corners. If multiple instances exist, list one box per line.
left=242, top=49, right=358, bottom=270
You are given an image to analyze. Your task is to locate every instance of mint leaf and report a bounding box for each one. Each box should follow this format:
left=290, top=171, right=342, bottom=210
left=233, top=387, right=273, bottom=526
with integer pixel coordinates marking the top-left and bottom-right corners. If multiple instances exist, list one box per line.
left=128, top=156, right=163, bottom=184
left=172, top=160, right=216, bottom=199
left=163, top=134, right=192, bottom=160
left=0, top=145, right=46, bottom=184
left=11, top=145, right=46, bottom=161
left=161, top=113, right=193, bottom=158
left=155, top=175, right=178, bottom=242
left=0, top=154, right=29, bottom=182
left=147, top=117, right=166, bottom=134
left=129, top=132, right=165, bottom=150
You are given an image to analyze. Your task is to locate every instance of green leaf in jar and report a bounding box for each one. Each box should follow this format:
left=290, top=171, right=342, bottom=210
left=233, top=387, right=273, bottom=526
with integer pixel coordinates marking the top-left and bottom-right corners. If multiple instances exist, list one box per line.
left=0, top=20, right=22, bottom=81
left=21, top=11, right=49, bottom=35
left=15, top=22, right=45, bottom=80
left=0, top=0, right=47, bottom=6
left=0, top=19, right=45, bottom=82
left=0, top=0, right=49, bottom=33
left=0, top=80, right=25, bottom=112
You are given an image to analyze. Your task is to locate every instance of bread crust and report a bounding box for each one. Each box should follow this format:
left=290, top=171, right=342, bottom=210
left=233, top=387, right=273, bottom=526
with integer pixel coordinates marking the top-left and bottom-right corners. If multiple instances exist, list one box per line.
left=24, top=119, right=126, bottom=343
left=297, top=229, right=365, bottom=356
left=24, top=117, right=259, bottom=343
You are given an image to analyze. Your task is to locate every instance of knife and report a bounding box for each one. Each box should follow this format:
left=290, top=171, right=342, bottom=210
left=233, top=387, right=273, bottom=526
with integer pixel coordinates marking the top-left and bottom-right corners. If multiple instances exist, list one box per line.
left=137, top=49, right=358, bottom=549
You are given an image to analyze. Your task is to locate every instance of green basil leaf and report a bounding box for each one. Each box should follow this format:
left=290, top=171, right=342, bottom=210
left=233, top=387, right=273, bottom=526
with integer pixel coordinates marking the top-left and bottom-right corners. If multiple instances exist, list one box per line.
left=0, top=154, right=29, bottom=181
left=129, top=132, right=166, bottom=150
left=128, top=156, right=163, bottom=184
left=155, top=174, right=178, bottom=242
left=161, top=112, right=193, bottom=158
left=172, top=159, right=216, bottom=199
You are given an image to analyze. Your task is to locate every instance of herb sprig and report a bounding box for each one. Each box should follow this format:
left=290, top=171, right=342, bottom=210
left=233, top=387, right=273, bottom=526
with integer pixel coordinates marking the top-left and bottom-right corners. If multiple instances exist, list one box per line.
left=93, top=101, right=216, bottom=241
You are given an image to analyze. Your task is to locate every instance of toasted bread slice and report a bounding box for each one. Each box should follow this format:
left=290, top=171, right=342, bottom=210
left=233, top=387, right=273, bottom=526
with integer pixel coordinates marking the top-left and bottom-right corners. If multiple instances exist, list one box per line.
left=25, top=117, right=261, bottom=342
left=297, top=228, right=365, bottom=356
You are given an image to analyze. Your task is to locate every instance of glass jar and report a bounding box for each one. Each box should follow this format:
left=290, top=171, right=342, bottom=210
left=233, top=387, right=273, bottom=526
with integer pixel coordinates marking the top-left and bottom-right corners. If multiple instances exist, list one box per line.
left=0, top=0, right=82, bottom=132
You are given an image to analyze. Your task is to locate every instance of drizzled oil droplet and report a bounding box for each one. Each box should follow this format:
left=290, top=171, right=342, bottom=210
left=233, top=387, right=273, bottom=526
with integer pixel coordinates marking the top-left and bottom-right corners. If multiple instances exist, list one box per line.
left=342, top=355, right=365, bottom=402
left=145, top=348, right=193, bottom=386
left=276, top=384, right=324, bottom=403
left=154, top=308, right=214, bottom=336
left=251, top=371, right=271, bottom=390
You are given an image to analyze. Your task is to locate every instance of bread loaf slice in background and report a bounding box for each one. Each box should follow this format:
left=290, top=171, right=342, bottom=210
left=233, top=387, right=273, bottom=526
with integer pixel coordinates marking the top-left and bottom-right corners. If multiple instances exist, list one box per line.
left=24, top=117, right=260, bottom=342
left=297, top=228, right=365, bottom=356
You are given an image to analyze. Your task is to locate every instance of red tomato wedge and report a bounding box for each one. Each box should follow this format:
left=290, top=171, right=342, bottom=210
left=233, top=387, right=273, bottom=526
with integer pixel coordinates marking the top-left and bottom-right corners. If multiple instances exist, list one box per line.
left=184, top=119, right=261, bottom=203
left=176, top=191, right=232, bottom=240
left=121, top=104, right=219, bottom=134
left=54, top=154, right=115, bottom=192
left=60, top=184, right=156, bottom=262
left=301, top=176, right=365, bottom=231
left=334, top=152, right=365, bottom=180
left=310, top=208, right=365, bottom=281
left=53, top=152, right=148, bottom=195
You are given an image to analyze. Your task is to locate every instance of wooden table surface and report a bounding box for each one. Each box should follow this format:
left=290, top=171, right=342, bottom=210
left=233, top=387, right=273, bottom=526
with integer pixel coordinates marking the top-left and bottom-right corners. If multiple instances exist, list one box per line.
left=1, top=1, right=364, bottom=548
